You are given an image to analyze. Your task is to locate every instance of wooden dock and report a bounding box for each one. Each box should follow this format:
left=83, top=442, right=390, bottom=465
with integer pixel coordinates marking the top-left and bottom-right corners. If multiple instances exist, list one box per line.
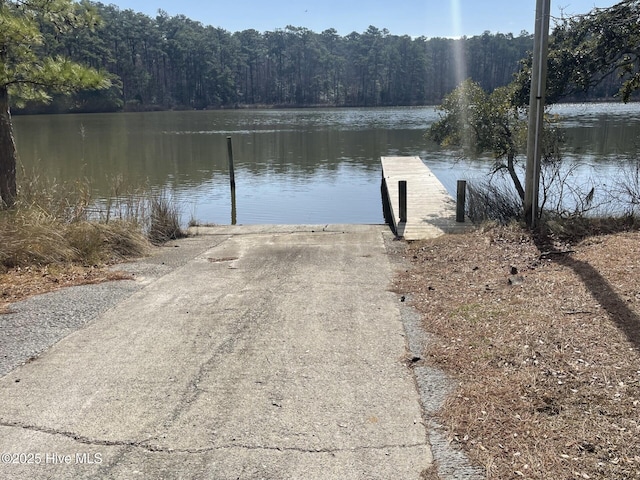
left=381, top=156, right=471, bottom=240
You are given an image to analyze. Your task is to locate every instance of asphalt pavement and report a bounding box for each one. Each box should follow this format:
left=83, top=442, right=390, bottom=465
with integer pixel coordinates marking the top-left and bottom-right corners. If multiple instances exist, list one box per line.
left=0, top=225, right=432, bottom=479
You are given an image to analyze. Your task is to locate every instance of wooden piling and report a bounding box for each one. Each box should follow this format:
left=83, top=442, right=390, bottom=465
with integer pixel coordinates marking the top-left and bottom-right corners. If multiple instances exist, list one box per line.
left=226, top=136, right=237, bottom=225
left=226, top=136, right=236, bottom=191
left=456, top=180, right=466, bottom=223
left=231, top=190, right=237, bottom=226
left=399, top=180, right=407, bottom=223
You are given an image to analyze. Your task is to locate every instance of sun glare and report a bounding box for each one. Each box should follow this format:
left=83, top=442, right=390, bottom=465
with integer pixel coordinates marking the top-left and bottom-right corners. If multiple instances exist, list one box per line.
left=451, top=0, right=467, bottom=85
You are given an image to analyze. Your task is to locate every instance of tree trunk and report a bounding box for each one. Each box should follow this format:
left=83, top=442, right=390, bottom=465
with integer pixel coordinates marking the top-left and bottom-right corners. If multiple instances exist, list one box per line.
left=0, top=85, right=18, bottom=208
left=507, top=152, right=525, bottom=201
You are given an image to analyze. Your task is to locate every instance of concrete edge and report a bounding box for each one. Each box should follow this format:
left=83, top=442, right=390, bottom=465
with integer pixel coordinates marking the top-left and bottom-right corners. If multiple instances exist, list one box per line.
left=187, top=224, right=388, bottom=236
left=383, top=232, right=486, bottom=480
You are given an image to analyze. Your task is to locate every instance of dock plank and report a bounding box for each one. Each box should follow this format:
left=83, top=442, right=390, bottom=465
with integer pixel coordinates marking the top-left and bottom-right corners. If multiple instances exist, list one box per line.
left=381, top=156, right=471, bottom=240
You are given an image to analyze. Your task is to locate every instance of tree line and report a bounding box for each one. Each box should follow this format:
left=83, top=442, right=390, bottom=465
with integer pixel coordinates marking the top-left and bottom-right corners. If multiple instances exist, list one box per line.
left=19, top=2, right=634, bottom=114
left=9, top=2, right=612, bottom=114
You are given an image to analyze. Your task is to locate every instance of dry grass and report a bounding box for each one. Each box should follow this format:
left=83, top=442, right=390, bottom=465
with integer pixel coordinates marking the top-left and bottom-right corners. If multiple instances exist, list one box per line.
left=0, top=212, right=150, bottom=268
left=394, top=222, right=640, bottom=479
left=0, top=205, right=148, bottom=312
left=0, top=172, right=186, bottom=311
left=148, top=194, right=186, bottom=245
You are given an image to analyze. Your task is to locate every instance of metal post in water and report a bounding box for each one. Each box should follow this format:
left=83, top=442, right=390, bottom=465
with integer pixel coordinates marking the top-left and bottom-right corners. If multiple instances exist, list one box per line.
left=226, top=136, right=236, bottom=191
left=399, top=180, right=407, bottom=223
left=231, top=191, right=237, bottom=226
left=456, top=180, right=467, bottom=223
left=226, top=136, right=237, bottom=225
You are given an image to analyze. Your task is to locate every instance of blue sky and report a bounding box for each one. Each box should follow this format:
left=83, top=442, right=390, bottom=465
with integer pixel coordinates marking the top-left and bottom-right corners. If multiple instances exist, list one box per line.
left=109, top=0, right=619, bottom=37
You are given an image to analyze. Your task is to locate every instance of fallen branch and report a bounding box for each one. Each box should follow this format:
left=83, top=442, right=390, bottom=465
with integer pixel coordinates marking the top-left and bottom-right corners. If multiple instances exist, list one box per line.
left=539, top=250, right=576, bottom=259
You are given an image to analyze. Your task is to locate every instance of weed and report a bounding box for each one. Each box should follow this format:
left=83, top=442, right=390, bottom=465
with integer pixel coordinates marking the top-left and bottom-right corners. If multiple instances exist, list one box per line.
left=148, top=194, right=185, bottom=245
left=1, top=171, right=187, bottom=270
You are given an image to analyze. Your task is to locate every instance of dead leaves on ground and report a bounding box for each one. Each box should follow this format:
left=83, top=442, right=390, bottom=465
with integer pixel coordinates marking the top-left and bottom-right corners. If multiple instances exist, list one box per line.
left=0, top=265, right=132, bottom=314
left=396, top=226, right=640, bottom=479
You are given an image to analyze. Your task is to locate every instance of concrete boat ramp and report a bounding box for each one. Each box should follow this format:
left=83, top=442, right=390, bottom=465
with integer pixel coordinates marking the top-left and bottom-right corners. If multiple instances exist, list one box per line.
left=0, top=225, right=434, bottom=479
left=0, top=160, right=478, bottom=479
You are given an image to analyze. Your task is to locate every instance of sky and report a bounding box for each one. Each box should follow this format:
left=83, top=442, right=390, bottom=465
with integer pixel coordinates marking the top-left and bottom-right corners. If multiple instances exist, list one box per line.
left=108, top=0, right=620, bottom=37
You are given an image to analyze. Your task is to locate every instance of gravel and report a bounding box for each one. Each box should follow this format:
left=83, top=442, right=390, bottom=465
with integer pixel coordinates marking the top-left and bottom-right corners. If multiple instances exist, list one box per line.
left=384, top=230, right=485, bottom=479
left=0, top=281, right=142, bottom=376
left=0, top=235, right=221, bottom=377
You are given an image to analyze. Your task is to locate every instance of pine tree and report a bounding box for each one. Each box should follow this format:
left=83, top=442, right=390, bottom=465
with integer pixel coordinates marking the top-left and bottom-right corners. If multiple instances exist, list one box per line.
left=0, top=0, right=111, bottom=207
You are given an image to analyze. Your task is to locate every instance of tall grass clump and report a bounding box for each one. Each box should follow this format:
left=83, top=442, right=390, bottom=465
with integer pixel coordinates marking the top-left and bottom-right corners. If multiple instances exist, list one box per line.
left=0, top=210, right=77, bottom=268
left=148, top=194, right=186, bottom=245
left=0, top=171, right=187, bottom=270
left=100, top=174, right=149, bottom=224
left=466, top=179, right=523, bottom=224
left=95, top=176, right=186, bottom=244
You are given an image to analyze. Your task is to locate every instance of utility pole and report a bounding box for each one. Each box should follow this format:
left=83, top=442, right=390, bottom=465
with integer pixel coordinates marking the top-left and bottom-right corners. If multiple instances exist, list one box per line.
left=524, top=0, right=551, bottom=228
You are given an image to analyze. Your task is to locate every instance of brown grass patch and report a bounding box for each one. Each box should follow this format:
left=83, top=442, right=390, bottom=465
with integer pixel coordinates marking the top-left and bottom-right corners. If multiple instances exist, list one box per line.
left=0, top=212, right=150, bottom=268
left=394, top=224, right=640, bottom=479
left=0, top=173, right=181, bottom=313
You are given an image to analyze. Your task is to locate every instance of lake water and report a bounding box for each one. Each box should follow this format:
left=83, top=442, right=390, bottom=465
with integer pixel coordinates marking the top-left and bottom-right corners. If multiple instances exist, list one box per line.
left=12, top=104, right=640, bottom=225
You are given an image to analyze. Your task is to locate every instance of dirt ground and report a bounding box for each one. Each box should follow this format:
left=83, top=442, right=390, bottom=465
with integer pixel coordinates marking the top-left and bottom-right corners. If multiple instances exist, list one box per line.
left=0, top=265, right=130, bottom=314
left=394, top=224, right=640, bottom=479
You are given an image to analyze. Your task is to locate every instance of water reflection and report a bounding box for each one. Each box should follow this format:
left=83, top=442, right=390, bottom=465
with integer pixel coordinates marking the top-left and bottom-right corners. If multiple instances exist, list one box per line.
left=12, top=105, right=639, bottom=224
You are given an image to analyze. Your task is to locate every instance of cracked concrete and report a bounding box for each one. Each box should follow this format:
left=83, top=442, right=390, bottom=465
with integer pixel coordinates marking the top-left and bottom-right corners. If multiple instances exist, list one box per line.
left=0, top=225, right=431, bottom=479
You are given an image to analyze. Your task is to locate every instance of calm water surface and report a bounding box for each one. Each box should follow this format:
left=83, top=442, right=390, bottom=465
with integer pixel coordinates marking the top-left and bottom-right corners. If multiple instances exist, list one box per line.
left=13, top=104, right=640, bottom=224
